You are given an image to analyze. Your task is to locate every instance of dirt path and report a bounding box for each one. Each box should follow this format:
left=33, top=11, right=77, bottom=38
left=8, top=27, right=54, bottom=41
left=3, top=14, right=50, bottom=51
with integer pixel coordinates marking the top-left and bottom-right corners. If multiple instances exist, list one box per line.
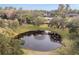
left=22, top=49, right=59, bottom=55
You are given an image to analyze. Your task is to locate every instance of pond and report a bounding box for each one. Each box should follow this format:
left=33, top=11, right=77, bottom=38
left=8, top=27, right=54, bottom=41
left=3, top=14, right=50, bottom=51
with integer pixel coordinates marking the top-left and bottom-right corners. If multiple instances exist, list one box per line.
left=15, top=30, right=62, bottom=51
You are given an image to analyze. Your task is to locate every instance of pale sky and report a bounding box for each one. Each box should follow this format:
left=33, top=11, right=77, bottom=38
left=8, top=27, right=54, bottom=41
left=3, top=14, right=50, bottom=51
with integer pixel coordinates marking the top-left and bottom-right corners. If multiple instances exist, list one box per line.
left=0, top=4, right=79, bottom=10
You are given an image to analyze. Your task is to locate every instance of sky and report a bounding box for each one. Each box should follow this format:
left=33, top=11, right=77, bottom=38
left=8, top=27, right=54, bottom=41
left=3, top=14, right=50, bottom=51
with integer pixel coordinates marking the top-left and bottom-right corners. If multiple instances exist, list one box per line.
left=0, top=4, right=79, bottom=10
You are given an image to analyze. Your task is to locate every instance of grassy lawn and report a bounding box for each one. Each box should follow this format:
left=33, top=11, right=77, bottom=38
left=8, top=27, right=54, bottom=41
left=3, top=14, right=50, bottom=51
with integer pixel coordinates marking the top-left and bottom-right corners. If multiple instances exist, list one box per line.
left=15, top=24, right=49, bottom=34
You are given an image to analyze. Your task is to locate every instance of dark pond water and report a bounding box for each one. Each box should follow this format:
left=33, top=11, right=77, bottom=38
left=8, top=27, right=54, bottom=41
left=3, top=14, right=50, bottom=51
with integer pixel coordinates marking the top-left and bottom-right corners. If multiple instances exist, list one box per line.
left=19, top=30, right=62, bottom=51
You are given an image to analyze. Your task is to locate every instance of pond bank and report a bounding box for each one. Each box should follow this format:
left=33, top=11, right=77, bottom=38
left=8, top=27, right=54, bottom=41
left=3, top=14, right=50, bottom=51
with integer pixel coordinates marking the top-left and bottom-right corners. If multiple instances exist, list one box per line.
left=22, top=49, right=59, bottom=55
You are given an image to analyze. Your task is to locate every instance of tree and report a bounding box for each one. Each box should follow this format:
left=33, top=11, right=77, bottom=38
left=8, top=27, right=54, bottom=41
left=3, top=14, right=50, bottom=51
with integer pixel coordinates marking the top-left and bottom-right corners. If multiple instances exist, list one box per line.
left=8, top=19, right=19, bottom=30
left=48, top=16, right=67, bottom=29
left=57, top=4, right=71, bottom=18
left=3, top=7, right=17, bottom=20
left=58, top=4, right=65, bottom=15
left=8, top=7, right=13, bottom=10
left=33, top=16, right=45, bottom=26
left=25, top=15, right=34, bottom=24
left=65, top=4, right=70, bottom=14
left=19, top=7, right=22, bottom=11
left=66, top=19, right=79, bottom=39
left=4, top=7, right=8, bottom=10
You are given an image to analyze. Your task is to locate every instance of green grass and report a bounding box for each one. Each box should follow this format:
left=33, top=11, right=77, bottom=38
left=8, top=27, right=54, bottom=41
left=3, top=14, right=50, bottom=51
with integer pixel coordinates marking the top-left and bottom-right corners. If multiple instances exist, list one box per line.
left=15, top=24, right=49, bottom=34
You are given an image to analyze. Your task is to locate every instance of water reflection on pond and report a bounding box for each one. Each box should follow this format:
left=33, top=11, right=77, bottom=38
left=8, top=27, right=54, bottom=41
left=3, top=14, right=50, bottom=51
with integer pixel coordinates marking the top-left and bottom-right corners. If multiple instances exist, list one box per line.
left=20, top=31, right=62, bottom=51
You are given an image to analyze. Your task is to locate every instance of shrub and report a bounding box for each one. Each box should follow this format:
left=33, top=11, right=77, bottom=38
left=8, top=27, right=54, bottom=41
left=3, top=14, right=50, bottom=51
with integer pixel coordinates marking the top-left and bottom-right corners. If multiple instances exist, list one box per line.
left=0, top=34, right=23, bottom=55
